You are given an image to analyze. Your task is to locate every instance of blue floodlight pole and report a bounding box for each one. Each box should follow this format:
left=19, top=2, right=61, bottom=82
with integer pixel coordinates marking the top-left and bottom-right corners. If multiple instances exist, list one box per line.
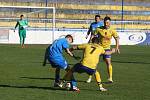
left=121, top=0, right=124, bottom=31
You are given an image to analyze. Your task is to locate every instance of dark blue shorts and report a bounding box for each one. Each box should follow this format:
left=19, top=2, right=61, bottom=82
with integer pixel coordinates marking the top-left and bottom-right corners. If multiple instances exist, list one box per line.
left=102, top=49, right=111, bottom=59
left=73, top=63, right=96, bottom=75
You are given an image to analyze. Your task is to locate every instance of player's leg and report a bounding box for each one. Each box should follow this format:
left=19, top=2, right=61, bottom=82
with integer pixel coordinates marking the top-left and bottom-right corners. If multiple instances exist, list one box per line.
left=63, top=68, right=73, bottom=80
left=47, top=57, right=65, bottom=87
left=54, top=67, right=61, bottom=87
left=64, top=68, right=79, bottom=91
left=19, top=31, right=23, bottom=47
left=57, top=67, right=74, bottom=89
left=94, top=70, right=107, bottom=91
left=43, top=47, right=49, bottom=66
left=103, top=50, right=113, bottom=83
left=71, top=63, right=94, bottom=91
left=104, top=57, right=113, bottom=83
left=86, top=75, right=92, bottom=83
left=79, top=64, right=105, bottom=91
left=69, top=63, right=84, bottom=91
left=53, top=58, right=68, bottom=87
left=22, top=30, right=26, bottom=48
left=62, top=63, right=83, bottom=91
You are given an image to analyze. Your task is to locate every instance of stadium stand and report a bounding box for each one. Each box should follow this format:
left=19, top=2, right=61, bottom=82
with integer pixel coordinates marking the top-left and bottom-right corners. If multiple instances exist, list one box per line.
left=0, top=0, right=149, bottom=30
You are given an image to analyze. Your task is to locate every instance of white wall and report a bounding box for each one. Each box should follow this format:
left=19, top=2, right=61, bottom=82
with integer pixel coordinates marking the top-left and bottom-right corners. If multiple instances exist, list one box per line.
left=5, top=30, right=147, bottom=45
left=9, top=30, right=53, bottom=44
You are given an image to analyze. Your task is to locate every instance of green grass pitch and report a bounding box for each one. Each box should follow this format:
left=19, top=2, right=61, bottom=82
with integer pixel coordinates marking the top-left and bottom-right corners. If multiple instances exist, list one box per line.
left=0, top=44, right=150, bottom=100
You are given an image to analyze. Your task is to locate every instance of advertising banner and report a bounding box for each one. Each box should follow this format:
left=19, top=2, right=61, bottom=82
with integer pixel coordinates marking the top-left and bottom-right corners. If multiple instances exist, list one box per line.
left=4, top=30, right=150, bottom=45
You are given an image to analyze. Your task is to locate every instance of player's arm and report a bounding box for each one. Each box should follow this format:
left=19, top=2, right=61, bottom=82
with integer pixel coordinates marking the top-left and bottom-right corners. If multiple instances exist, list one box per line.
left=66, top=48, right=81, bottom=60
left=68, top=44, right=87, bottom=60
left=66, top=48, right=74, bottom=57
left=113, top=30, right=120, bottom=54
left=14, top=21, right=19, bottom=32
left=87, top=29, right=97, bottom=43
left=86, top=25, right=92, bottom=39
left=70, top=44, right=87, bottom=51
left=104, top=48, right=116, bottom=55
left=92, top=28, right=100, bottom=37
left=114, top=36, right=120, bottom=54
left=99, top=46, right=115, bottom=55
left=25, top=20, right=28, bottom=25
left=25, top=20, right=29, bottom=27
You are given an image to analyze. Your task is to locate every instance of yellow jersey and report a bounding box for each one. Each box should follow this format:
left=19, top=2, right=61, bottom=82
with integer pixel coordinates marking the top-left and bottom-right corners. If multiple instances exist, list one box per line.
left=94, top=26, right=118, bottom=49
left=77, top=43, right=105, bottom=69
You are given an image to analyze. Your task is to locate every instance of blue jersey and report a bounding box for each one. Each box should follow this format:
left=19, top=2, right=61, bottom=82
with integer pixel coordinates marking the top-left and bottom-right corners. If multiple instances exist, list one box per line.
left=89, top=21, right=103, bottom=32
left=48, top=38, right=69, bottom=59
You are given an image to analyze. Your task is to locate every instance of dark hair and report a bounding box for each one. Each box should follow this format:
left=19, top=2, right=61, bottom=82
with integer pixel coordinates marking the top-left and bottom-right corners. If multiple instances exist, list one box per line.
left=20, top=15, right=24, bottom=17
left=104, top=16, right=111, bottom=22
left=65, top=34, right=73, bottom=42
left=95, top=15, right=101, bottom=18
left=92, top=37, right=100, bottom=44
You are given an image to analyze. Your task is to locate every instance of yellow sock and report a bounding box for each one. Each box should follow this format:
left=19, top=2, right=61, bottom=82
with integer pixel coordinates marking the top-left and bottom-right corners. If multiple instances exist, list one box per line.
left=88, top=75, right=92, bottom=79
left=97, top=82, right=103, bottom=88
left=94, top=70, right=101, bottom=83
left=108, top=64, right=113, bottom=80
left=94, top=70, right=103, bottom=88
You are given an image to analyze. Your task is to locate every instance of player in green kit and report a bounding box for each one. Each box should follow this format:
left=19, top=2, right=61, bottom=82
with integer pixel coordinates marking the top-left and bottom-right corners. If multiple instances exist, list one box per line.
left=14, top=15, right=28, bottom=48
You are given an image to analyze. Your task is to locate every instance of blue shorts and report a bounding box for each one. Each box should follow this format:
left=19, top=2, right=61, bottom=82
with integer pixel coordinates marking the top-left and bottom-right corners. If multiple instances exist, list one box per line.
left=73, top=63, right=96, bottom=75
left=102, top=49, right=111, bottom=59
left=48, top=57, right=68, bottom=69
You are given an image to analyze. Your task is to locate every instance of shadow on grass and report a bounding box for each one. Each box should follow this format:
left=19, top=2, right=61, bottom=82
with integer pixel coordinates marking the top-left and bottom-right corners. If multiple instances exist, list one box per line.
left=0, top=84, right=67, bottom=91
left=36, top=62, right=75, bottom=67
left=20, top=76, right=55, bottom=80
left=101, top=81, right=114, bottom=84
left=20, top=76, right=87, bottom=83
left=112, top=60, right=150, bottom=64
left=0, top=84, right=95, bottom=92
left=21, top=76, right=82, bottom=82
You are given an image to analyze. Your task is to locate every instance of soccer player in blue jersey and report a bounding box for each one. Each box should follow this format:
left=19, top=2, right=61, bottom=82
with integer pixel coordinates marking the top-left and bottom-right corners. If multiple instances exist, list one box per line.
left=43, top=35, right=77, bottom=87
left=86, top=15, right=103, bottom=41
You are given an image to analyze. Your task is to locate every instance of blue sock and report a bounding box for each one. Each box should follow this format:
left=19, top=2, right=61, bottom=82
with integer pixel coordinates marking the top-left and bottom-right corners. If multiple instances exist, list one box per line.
left=55, top=73, right=60, bottom=83
left=71, top=79, right=77, bottom=89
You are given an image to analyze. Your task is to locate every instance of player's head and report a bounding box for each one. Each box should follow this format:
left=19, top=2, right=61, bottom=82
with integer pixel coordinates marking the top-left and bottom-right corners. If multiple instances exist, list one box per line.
left=95, top=15, right=101, bottom=22
left=65, top=34, right=73, bottom=43
left=20, top=15, right=24, bottom=20
left=104, top=16, right=111, bottom=29
left=91, top=37, right=100, bottom=44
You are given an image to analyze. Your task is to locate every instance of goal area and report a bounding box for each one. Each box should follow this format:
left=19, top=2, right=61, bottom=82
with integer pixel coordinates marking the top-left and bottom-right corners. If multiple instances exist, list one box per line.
left=0, top=6, right=55, bottom=30
left=0, top=6, right=56, bottom=44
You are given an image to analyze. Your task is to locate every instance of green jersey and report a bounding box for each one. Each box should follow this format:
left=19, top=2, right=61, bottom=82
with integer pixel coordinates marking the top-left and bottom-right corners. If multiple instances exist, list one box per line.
left=15, top=19, right=28, bottom=30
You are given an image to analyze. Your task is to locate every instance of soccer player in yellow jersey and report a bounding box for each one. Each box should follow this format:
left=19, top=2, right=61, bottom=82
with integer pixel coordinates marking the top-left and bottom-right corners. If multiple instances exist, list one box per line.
left=86, top=16, right=120, bottom=83
left=61, top=37, right=115, bottom=92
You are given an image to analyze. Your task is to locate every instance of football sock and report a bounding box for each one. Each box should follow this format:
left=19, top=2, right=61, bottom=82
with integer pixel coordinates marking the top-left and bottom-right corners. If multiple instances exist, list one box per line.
left=108, top=64, right=113, bottom=81
left=97, top=82, right=103, bottom=88
left=55, top=68, right=60, bottom=83
left=95, top=70, right=101, bottom=83
left=88, top=75, right=92, bottom=80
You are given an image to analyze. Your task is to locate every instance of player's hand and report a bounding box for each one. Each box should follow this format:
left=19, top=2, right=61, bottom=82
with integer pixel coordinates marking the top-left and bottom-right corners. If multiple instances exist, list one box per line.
left=69, top=46, right=77, bottom=52
left=73, top=55, right=81, bottom=60
left=111, top=48, right=116, bottom=53
left=115, top=48, right=120, bottom=54
left=85, top=35, right=89, bottom=39
left=72, top=45, right=77, bottom=49
left=69, top=48, right=74, bottom=52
